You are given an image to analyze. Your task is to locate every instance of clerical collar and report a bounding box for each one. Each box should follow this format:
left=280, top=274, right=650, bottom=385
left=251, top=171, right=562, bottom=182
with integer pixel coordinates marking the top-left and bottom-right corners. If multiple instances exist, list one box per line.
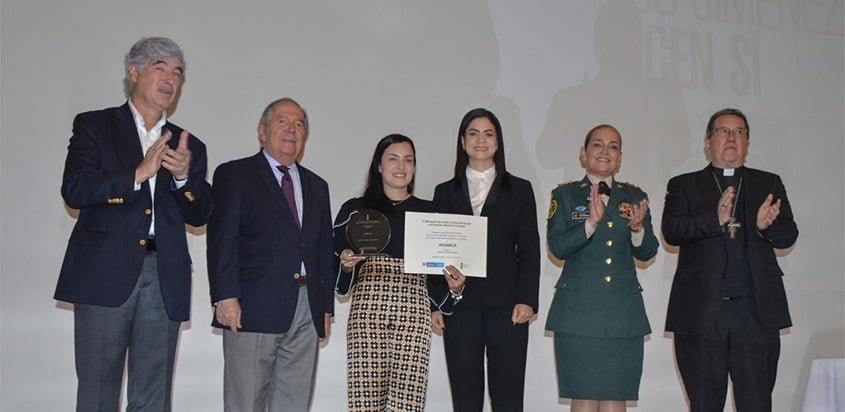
left=710, top=164, right=745, bottom=177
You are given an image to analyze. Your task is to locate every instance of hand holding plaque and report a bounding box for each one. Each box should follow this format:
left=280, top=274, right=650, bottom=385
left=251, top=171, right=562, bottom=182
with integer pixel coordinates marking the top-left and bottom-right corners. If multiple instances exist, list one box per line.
left=346, top=209, right=391, bottom=256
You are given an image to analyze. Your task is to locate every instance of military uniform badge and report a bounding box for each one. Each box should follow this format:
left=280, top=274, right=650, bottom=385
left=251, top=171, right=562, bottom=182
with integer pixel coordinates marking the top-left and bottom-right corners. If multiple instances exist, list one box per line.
left=548, top=199, right=558, bottom=219
left=618, top=202, right=634, bottom=219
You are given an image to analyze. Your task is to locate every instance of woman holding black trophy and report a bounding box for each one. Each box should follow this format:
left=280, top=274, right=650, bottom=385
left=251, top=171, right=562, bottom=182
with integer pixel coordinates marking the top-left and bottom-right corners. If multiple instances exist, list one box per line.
left=334, top=134, right=465, bottom=412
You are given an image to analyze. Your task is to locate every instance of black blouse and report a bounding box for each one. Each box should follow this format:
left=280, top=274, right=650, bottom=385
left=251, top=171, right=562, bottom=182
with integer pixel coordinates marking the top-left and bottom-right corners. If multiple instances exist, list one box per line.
left=333, top=196, right=443, bottom=297
left=333, top=196, right=435, bottom=258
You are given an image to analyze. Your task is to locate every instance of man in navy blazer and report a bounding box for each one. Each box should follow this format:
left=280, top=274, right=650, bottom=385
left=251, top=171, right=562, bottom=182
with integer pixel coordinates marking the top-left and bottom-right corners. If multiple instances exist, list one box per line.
left=663, top=108, right=798, bottom=411
left=207, top=97, right=336, bottom=411
left=55, top=37, right=212, bottom=411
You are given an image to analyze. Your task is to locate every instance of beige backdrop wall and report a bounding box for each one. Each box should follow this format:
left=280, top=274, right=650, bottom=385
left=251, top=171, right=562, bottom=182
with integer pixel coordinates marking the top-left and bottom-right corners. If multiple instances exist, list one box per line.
left=2, top=0, right=843, bottom=410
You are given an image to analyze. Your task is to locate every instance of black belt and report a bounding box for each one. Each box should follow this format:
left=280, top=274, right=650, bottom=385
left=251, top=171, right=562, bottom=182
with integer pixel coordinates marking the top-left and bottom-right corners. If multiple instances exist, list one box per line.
left=721, top=296, right=748, bottom=301
left=146, top=238, right=156, bottom=251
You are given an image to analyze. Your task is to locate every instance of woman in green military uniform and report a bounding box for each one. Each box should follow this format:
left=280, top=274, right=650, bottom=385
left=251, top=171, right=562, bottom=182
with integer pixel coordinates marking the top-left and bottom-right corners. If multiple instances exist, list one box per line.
left=545, top=124, right=658, bottom=411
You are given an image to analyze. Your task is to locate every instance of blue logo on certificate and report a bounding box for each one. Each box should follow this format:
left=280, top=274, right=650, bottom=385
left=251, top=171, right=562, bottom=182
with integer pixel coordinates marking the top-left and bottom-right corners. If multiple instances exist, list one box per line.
left=424, top=262, right=445, bottom=268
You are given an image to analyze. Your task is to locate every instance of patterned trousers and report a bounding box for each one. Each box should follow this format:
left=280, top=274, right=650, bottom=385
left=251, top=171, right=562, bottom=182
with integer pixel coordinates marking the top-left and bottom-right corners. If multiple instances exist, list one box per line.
left=347, top=256, right=431, bottom=411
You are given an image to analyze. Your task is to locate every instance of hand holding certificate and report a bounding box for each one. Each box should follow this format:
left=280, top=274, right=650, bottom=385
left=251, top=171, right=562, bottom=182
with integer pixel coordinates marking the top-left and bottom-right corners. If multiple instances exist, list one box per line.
left=403, top=212, right=487, bottom=277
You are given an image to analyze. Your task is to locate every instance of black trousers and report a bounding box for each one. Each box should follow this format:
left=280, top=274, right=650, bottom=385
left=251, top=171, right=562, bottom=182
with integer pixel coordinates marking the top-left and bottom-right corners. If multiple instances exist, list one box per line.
left=442, top=304, right=528, bottom=412
left=674, top=297, right=780, bottom=412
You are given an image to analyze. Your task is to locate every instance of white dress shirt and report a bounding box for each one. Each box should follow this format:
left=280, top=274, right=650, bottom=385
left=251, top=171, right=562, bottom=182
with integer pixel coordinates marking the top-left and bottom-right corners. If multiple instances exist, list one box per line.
left=466, top=165, right=496, bottom=216
left=129, top=100, right=168, bottom=237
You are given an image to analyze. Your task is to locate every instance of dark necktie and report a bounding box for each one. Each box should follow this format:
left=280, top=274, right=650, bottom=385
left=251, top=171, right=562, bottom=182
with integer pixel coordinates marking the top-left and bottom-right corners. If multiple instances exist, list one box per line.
left=276, top=165, right=301, bottom=229
left=598, top=181, right=612, bottom=196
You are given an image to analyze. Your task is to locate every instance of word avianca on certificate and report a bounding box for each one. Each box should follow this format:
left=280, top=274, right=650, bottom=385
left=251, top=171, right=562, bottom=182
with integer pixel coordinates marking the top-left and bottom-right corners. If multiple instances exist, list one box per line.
left=404, top=211, right=487, bottom=277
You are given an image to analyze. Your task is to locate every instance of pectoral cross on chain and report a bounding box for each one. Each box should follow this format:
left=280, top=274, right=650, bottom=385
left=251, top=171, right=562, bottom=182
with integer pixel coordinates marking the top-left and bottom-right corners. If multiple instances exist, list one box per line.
left=727, top=218, right=741, bottom=239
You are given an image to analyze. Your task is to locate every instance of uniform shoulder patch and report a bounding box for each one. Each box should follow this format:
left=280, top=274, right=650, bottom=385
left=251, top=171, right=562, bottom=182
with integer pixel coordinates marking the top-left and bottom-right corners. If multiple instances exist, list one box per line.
left=557, top=179, right=577, bottom=187
left=547, top=199, right=558, bottom=219
left=617, top=181, right=642, bottom=190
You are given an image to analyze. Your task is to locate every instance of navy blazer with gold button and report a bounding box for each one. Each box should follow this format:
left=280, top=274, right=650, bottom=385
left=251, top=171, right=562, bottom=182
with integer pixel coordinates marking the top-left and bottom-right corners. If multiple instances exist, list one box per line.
left=545, top=176, right=658, bottom=338
left=207, top=152, right=336, bottom=337
left=55, top=103, right=213, bottom=322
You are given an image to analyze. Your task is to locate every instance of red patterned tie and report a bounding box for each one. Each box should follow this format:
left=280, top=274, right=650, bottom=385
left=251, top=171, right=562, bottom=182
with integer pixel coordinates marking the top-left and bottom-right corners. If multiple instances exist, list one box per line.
left=276, top=165, right=301, bottom=229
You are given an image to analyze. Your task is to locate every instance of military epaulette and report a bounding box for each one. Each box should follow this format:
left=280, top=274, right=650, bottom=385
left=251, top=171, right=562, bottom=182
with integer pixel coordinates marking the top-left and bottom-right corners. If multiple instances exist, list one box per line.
left=616, top=181, right=642, bottom=190
left=557, top=179, right=577, bottom=187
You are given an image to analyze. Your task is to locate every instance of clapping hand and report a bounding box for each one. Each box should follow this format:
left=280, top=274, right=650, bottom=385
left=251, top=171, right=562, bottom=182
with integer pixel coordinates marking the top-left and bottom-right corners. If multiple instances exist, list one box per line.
left=628, top=198, right=649, bottom=232
left=587, top=183, right=606, bottom=227
left=134, top=131, right=172, bottom=184
left=162, top=130, right=192, bottom=180
left=756, top=194, right=781, bottom=230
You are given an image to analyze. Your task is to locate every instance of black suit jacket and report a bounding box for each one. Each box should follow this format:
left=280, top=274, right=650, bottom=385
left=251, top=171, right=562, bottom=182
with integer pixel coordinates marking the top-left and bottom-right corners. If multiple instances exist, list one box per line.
left=663, top=166, right=798, bottom=334
left=432, top=173, right=540, bottom=311
left=55, top=103, right=213, bottom=321
left=207, top=152, right=336, bottom=336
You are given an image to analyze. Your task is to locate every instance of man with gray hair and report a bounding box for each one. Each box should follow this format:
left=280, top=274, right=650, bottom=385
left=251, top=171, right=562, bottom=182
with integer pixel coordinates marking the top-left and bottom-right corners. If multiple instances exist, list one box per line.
left=55, top=36, right=212, bottom=411
left=207, top=97, right=336, bottom=411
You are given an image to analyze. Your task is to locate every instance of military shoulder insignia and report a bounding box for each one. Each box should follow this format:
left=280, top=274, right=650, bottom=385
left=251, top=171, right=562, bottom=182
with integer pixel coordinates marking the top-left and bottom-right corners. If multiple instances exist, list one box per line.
left=557, top=179, right=576, bottom=187
left=547, top=199, right=558, bottom=219
left=618, top=202, right=634, bottom=219
left=618, top=181, right=642, bottom=190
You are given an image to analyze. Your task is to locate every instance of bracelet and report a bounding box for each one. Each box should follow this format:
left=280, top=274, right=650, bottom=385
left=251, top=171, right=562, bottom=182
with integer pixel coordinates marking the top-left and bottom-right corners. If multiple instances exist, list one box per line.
left=450, top=285, right=465, bottom=302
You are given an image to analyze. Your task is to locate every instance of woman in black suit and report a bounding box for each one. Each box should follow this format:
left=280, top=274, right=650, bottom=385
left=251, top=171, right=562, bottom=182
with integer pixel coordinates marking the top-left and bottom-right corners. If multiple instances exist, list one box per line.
left=431, top=108, right=541, bottom=412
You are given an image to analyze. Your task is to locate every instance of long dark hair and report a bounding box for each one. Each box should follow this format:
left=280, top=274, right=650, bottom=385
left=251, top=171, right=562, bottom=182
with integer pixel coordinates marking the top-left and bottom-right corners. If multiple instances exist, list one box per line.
left=453, top=108, right=509, bottom=190
left=363, top=134, right=416, bottom=212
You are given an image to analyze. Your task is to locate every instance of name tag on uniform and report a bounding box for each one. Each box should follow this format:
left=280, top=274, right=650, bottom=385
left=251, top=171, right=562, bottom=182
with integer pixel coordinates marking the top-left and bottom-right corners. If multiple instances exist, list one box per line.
left=572, top=205, right=589, bottom=220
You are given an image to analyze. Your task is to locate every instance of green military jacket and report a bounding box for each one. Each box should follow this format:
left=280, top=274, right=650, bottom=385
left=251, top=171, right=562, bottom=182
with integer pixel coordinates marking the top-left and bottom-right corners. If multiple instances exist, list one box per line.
left=545, top=176, right=658, bottom=338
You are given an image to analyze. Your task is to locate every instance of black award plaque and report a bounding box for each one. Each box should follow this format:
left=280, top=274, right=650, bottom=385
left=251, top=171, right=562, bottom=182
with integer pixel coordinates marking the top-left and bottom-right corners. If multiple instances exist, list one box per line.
left=346, top=209, right=391, bottom=256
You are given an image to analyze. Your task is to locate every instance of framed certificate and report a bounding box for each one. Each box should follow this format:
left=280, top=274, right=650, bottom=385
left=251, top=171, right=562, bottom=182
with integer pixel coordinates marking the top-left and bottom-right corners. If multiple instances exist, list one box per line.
left=403, top=211, right=487, bottom=277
